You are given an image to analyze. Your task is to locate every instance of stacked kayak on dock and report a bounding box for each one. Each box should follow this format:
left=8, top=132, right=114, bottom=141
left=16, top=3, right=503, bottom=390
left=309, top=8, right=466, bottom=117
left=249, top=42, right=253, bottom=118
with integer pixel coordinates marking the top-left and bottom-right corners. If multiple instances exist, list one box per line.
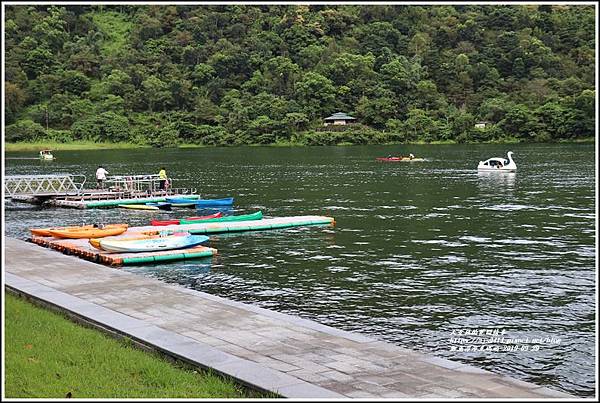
left=195, top=197, right=234, bottom=207
left=151, top=212, right=223, bottom=226
left=118, top=202, right=172, bottom=211
left=31, top=224, right=128, bottom=238
left=95, top=233, right=209, bottom=253
left=179, top=211, right=262, bottom=225
left=166, top=196, right=234, bottom=208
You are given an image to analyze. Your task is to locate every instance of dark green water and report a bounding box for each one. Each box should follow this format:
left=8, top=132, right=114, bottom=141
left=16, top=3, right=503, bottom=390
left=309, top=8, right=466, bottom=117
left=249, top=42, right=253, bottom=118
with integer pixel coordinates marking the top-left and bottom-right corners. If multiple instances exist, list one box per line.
left=4, top=143, right=596, bottom=396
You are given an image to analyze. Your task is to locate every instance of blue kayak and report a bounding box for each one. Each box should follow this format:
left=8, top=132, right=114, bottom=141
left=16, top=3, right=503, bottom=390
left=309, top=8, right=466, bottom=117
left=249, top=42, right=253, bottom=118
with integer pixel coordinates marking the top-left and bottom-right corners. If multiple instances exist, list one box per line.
left=165, top=197, right=198, bottom=207
left=195, top=197, right=234, bottom=207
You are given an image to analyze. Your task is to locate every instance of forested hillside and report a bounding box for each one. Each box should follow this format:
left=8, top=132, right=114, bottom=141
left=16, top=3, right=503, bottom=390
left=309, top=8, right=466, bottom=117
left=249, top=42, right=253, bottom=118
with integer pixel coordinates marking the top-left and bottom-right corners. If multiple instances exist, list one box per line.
left=4, top=4, right=596, bottom=147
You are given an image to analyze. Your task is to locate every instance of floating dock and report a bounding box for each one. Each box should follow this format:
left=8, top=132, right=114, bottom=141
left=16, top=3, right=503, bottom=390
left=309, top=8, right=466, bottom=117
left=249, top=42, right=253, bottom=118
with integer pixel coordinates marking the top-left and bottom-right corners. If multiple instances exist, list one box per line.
left=30, top=235, right=217, bottom=266
left=12, top=193, right=200, bottom=209
left=139, top=215, right=336, bottom=235
left=29, top=215, right=335, bottom=266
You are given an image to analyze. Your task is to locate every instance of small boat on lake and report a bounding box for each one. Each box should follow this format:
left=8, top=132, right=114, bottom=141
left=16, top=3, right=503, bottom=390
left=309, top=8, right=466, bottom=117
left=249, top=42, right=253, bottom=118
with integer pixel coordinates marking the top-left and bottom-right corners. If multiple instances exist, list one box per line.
left=179, top=210, right=262, bottom=225
left=376, top=154, right=424, bottom=162
left=478, top=151, right=517, bottom=172
left=99, top=233, right=209, bottom=253
left=195, top=197, right=234, bottom=207
left=39, top=149, right=55, bottom=160
left=151, top=212, right=223, bottom=226
left=47, top=224, right=128, bottom=239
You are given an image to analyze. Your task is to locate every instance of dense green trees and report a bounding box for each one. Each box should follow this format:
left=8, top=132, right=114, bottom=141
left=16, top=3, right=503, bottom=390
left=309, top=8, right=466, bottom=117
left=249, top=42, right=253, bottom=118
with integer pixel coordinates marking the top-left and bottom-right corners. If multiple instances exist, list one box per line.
left=4, top=4, right=596, bottom=147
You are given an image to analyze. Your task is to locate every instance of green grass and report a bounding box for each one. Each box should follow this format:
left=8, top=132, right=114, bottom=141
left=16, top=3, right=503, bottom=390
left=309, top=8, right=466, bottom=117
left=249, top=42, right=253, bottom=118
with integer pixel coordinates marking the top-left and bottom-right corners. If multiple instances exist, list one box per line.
left=4, top=292, right=264, bottom=398
left=4, top=141, right=149, bottom=152
left=89, top=11, right=133, bottom=57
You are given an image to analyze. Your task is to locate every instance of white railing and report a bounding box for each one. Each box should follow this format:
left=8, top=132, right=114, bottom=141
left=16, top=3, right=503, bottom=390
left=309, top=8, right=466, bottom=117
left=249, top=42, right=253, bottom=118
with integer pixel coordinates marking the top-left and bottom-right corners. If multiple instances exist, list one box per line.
left=4, top=174, right=86, bottom=197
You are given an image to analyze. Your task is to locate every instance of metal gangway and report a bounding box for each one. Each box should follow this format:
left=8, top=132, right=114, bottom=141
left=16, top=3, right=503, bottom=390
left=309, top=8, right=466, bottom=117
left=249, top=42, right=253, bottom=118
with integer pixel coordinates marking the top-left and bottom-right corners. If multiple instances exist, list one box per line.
left=4, top=174, right=86, bottom=197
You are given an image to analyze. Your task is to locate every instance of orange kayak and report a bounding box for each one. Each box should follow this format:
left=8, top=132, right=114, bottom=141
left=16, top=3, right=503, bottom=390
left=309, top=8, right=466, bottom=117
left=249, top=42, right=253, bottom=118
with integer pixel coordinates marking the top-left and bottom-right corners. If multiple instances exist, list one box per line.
left=31, top=225, right=95, bottom=237
left=48, top=224, right=128, bottom=239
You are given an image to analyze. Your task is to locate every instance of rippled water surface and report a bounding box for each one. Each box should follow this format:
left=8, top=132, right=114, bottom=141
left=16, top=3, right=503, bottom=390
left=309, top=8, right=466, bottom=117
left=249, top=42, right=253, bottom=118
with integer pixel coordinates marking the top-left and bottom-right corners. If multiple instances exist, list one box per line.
left=4, top=143, right=596, bottom=396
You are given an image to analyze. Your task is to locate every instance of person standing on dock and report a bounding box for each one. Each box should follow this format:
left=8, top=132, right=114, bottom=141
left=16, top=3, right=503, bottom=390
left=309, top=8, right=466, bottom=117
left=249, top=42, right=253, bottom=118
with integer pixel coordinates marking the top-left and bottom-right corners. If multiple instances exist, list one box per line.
left=95, top=165, right=108, bottom=189
left=158, top=167, right=168, bottom=191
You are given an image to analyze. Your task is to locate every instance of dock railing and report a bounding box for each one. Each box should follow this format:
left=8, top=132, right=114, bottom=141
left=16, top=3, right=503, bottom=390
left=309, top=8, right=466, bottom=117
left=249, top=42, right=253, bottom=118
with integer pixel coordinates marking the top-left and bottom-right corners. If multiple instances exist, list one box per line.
left=60, top=174, right=196, bottom=201
left=4, top=174, right=86, bottom=197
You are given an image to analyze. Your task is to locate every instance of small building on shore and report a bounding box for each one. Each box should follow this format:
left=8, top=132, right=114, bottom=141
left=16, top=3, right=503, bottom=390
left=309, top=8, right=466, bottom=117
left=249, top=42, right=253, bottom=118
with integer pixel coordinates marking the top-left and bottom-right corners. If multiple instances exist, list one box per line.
left=324, top=112, right=357, bottom=126
left=474, top=121, right=491, bottom=129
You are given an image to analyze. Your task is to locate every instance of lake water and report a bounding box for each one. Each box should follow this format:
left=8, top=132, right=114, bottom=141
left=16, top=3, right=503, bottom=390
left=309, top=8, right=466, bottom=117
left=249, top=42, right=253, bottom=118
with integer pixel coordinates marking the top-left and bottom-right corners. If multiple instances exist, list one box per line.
left=4, top=143, right=596, bottom=396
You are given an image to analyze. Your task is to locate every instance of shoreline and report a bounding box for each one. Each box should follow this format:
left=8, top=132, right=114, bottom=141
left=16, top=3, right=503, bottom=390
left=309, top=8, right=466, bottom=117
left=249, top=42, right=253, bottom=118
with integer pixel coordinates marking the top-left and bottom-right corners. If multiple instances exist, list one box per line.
left=4, top=137, right=595, bottom=152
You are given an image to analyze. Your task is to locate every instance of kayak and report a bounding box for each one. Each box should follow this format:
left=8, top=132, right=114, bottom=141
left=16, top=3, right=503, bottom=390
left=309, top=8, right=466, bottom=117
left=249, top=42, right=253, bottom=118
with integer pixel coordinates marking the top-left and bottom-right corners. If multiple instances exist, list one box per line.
left=151, top=212, right=223, bottom=226
left=48, top=224, right=128, bottom=239
left=99, top=233, right=209, bottom=253
left=165, top=197, right=198, bottom=208
left=376, top=157, right=425, bottom=162
left=195, top=197, right=234, bottom=207
left=179, top=210, right=262, bottom=225
left=145, top=202, right=172, bottom=210
left=119, top=204, right=159, bottom=211
left=89, top=230, right=185, bottom=250
left=31, top=224, right=95, bottom=237
left=89, top=234, right=153, bottom=250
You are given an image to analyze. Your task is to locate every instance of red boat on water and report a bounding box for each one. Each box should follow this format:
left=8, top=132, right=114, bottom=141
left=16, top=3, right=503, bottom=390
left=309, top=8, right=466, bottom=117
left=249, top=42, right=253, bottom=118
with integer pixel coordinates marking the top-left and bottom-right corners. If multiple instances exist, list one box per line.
left=151, top=212, right=223, bottom=226
left=376, top=155, right=424, bottom=162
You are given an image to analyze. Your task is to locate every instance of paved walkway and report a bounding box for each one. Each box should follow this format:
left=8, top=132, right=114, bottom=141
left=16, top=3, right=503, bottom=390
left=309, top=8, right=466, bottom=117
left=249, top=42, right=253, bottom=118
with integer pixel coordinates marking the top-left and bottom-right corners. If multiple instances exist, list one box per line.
left=4, top=238, right=573, bottom=398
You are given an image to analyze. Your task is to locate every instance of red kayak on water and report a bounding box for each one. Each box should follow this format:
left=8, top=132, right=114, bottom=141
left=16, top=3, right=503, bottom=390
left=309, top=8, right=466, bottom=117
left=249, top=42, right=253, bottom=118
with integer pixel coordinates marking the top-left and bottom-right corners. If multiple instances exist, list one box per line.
left=151, top=212, right=223, bottom=226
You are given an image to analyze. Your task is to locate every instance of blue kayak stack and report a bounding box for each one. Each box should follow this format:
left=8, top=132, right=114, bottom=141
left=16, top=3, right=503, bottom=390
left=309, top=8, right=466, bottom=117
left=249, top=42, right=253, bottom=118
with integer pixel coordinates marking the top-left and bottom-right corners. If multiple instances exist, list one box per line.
left=166, top=196, right=234, bottom=208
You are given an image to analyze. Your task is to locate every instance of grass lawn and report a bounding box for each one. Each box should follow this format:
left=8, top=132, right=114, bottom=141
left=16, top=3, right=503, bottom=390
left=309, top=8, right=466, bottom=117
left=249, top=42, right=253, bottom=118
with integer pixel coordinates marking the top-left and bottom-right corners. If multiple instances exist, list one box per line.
left=4, top=292, right=265, bottom=398
left=4, top=141, right=149, bottom=152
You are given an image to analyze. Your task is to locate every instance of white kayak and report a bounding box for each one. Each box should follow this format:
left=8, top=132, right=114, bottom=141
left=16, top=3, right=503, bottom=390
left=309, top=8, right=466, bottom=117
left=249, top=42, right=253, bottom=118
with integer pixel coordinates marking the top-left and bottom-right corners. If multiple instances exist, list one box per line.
left=99, top=233, right=209, bottom=253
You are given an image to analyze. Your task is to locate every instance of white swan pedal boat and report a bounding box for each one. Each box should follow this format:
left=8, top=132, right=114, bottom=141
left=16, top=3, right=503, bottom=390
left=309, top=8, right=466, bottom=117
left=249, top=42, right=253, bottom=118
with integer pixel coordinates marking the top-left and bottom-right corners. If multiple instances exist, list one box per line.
left=478, top=151, right=516, bottom=172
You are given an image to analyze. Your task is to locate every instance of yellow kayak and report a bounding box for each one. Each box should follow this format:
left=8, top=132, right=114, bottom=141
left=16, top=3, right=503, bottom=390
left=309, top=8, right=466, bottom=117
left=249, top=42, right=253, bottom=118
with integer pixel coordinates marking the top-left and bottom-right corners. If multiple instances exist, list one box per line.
left=48, top=224, right=128, bottom=239
left=31, top=225, right=95, bottom=237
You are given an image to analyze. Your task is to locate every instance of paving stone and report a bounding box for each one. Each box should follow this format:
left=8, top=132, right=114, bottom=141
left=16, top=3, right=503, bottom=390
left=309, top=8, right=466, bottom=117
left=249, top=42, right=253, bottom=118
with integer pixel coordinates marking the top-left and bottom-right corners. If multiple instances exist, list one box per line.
left=275, top=381, right=345, bottom=398
left=319, top=370, right=356, bottom=382
left=285, top=369, right=330, bottom=383
left=211, top=360, right=303, bottom=391
left=344, top=389, right=378, bottom=397
left=322, top=360, right=362, bottom=374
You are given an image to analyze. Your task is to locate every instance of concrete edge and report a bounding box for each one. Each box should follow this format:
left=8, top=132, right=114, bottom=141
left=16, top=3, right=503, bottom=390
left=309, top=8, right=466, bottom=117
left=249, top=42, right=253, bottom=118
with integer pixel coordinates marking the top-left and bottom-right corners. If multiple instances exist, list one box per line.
left=4, top=273, right=345, bottom=399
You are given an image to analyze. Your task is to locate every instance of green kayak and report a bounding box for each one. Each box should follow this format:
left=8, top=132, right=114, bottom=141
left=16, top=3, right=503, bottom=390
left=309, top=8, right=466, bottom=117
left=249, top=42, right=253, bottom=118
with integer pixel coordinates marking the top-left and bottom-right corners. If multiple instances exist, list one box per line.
left=179, top=211, right=263, bottom=225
